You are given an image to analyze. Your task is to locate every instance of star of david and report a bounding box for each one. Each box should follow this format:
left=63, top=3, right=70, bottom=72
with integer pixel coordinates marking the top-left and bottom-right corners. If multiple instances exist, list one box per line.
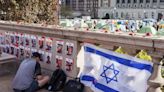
left=100, top=64, right=119, bottom=84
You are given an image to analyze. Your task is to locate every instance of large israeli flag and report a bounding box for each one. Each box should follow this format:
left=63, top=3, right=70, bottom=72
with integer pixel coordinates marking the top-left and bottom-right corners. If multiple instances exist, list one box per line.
left=78, top=43, right=153, bottom=92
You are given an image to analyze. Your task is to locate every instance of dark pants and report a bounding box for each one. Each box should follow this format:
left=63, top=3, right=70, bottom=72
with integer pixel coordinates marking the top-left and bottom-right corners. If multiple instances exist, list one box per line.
left=14, top=80, right=39, bottom=92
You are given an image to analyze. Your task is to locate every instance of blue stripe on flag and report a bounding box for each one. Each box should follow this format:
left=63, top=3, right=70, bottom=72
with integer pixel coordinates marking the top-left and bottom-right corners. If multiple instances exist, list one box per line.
left=81, top=75, right=119, bottom=92
left=85, top=46, right=153, bottom=73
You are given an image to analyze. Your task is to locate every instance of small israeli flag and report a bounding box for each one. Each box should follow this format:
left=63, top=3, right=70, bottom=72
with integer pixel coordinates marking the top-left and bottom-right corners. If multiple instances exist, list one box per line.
left=78, top=43, right=153, bottom=92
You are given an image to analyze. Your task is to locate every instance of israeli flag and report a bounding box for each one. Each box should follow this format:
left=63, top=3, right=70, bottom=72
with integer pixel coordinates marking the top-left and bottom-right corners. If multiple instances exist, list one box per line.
left=78, top=43, right=153, bottom=92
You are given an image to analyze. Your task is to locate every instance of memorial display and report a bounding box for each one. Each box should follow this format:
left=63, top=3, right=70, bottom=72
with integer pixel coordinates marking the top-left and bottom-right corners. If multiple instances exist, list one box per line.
left=0, top=31, right=77, bottom=76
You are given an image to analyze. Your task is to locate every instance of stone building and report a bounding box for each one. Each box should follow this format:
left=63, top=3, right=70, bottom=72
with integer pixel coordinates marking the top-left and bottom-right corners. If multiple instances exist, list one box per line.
left=98, top=0, right=164, bottom=20
left=64, top=0, right=99, bottom=18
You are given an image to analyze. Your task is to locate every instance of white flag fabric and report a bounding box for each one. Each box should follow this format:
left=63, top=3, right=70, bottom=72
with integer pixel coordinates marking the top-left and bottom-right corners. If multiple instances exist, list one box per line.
left=78, top=43, right=153, bottom=92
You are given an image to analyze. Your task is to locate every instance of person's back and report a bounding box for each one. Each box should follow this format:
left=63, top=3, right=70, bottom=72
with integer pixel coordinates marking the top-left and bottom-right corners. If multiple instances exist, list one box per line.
left=12, top=58, right=36, bottom=90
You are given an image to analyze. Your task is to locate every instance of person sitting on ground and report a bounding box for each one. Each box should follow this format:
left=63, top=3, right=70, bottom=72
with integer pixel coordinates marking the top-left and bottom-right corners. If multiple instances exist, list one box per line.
left=12, top=52, right=50, bottom=92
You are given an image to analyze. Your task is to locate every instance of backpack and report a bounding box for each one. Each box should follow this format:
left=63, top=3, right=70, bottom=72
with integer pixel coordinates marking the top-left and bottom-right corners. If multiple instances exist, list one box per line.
left=63, top=78, right=84, bottom=92
left=47, top=69, right=67, bottom=91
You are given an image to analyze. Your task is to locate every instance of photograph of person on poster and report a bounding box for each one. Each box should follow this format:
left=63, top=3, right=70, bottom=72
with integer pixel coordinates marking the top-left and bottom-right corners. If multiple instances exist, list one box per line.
left=56, top=56, right=62, bottom=68
left=57, top=44, right=63, bottom=53
left=39, top=40, right=44, bottom=49
left=66, top=45, right=73, bottom=56
left=32, top=39, right=37, bottom=48
left=46, top=55, right=51, bottom=64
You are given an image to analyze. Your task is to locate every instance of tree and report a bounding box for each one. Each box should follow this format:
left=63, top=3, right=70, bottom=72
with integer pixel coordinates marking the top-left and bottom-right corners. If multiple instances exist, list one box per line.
left=0, top=0, right=59, bottom=25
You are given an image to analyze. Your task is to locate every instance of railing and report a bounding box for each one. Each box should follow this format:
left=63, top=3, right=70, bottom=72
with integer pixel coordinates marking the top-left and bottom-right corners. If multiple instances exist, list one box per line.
left=0, top=22, right=164, bottom=92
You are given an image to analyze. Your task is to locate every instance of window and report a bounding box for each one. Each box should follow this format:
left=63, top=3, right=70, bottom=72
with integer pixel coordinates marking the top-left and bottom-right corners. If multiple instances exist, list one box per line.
left=146, top=0, right=150, bottom=3
left=160, top=0, right=164, bottom=2
left=134, top=0, right=137, bottom=3
left=116, top=12, right=119, bottom=18
left=128, top=0, right=131, bottom=3
left=140, top=0, right=143, bottom=3
left=153, top=0, right=157, bottom=3
left=121, top=12, right=124, bottom=18
left=138, top=13, right=141, bottom=18
left=117, top=0, right=120, bottom=3
left=122, top=0, right=125, bottom=3
left=152, top=12, right=155, bottom=18
left=66, top=0, right=70, bottom=5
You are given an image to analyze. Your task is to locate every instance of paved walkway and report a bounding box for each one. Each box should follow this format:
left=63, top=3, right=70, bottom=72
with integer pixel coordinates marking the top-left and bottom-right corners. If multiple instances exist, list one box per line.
left=0, top=72, right=50, bottom=92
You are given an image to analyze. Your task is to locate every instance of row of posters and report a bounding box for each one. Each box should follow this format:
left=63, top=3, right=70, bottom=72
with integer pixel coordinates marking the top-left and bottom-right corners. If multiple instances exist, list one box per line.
left=0, top=32, right=76, bottom=72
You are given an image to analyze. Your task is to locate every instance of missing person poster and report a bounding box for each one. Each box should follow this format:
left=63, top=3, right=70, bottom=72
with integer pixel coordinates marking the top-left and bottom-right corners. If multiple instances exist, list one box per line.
left=31, top=35, right=37, bottom=48
left=45, top=52, right=52, bottom=64
left=38, top=36, right=45, bottom=50
left=56, top=40, right=64, bottom=54
left=20, top=47, right=25, bottom=59
left=15, top=33, right=20, bottom=47
left=24, top=47, right=31, bottom=58
left=38, top=50, right=45, bottom=62
left=65, top=58, right=74, bottom=71
left=20, top=33, right=24, bottom=46
left=56, top=55, right=63, bottom=69
left=66, top=42, right=74, bottom=56
left=10, top=32, right=15, bottom=46
left=5, top=32, right=10, bottom=45
left=0, top=33, right=5, bottom=46
left=25, top=34, right=30, bottom=47
left=45, top=37, right=53, bottom=52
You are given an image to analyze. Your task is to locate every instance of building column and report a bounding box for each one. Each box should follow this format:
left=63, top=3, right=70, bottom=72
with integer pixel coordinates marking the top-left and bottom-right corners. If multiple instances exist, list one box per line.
left=76, top=0, right=79, bottom=10
left=143, top=0, right=146, bottom=8
left=101, top=0, right=103, bottom=7
left=70, top=0, right=73, bottom=9
left=132, top=0, right=134, bottom=8
left=108, top=0, right=111, bottom=7
left=125, top=0, right=128, bottom=8
left=84, top=0, right=87, bottom=12
left=137, top=0, right=140, bottom=7
left=98, top=0, right=101, bottom=7
left=150, top=0, right=153, bottom=8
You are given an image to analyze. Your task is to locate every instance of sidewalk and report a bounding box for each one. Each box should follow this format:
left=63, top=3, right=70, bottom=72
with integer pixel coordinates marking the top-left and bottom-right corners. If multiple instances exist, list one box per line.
left=0, top=73, right=49, bottom=92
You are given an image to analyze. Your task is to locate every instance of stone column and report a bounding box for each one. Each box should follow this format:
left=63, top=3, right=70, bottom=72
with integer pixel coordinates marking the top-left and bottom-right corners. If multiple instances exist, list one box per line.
left=147, top=59, right=164, bottom=92
left=150, top=0, right=153, bottom=8
left=70, top=0, right=73, bottom=9
left=98, top=0, right=101, bottom=7
left=157, top=0, right=160, bottom=8
left=143, top=0, right=146, bottom=8
left=125, top=0, right=128, bottom=8
left=137, top=0, right=140, bottom=7
left=84, top=0, right=87, bottom=14
left=76, top=0, right=79, bottom=11
left=101, top=0, right=103, bottom=7
left=108, top=0, right=111, bottom=7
